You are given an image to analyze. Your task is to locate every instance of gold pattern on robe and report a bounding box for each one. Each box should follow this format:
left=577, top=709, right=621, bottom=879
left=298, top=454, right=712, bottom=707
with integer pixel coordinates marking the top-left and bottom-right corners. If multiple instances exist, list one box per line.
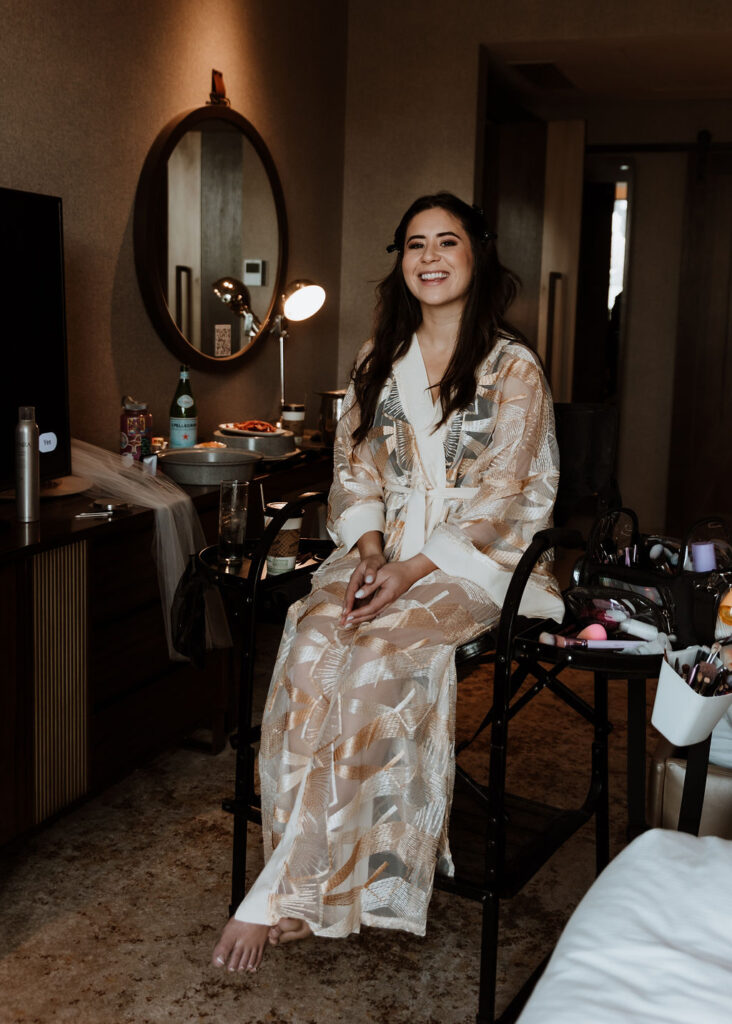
left=236, top=336, right=562, bottom=938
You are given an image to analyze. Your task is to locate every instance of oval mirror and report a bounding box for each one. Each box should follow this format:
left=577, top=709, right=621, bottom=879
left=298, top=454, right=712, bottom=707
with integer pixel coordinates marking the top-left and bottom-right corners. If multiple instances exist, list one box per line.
left=134, top=105, right=288, bottom=369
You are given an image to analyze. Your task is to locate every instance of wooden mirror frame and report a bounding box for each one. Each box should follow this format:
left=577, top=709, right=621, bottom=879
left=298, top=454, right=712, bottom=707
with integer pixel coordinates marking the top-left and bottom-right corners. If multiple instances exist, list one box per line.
left=133, top=105, right=288, bottom=370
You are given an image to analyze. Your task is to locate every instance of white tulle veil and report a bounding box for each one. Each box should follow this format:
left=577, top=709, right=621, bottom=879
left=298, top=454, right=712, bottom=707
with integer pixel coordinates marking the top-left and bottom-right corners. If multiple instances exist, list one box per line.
left=72, top=439, right=230, bottom=659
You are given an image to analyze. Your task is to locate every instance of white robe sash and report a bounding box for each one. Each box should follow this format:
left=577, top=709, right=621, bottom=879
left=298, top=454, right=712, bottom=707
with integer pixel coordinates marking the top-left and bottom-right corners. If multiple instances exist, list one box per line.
left=391, top=335, right=477, bottom=559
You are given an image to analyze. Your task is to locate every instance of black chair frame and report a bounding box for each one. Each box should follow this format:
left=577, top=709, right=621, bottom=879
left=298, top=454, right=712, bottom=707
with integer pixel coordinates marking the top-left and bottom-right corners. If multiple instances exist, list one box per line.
left=434, top=526, right=619, bottom=1024
left=200, top=512, right=640, bottom=1024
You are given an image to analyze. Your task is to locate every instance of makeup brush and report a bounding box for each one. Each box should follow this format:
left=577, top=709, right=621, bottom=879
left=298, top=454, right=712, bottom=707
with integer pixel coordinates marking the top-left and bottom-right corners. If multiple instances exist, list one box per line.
left=538, top=633, right=643, bottom=651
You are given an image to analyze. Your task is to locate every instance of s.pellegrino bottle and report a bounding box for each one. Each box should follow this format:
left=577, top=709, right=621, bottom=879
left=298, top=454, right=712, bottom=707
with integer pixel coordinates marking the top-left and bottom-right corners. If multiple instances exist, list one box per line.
left=169, top=365, right=197, bottom=448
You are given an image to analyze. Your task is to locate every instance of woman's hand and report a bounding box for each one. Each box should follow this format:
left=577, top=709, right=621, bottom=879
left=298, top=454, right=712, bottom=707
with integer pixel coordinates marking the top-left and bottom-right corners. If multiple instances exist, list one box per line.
left=340, top=554, right=436, bottom=627
left=341, top=552, right=386, bottom=624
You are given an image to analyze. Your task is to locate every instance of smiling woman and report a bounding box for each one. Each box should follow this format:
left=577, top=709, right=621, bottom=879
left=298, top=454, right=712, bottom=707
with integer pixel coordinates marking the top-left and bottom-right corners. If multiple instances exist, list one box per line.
left=211, top=191, right=564, bottom=975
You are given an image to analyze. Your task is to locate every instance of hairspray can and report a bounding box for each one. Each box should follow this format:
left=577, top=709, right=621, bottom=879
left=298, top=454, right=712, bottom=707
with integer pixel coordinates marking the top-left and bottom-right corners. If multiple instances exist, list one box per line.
left=15, top=406, right=40, bottom=522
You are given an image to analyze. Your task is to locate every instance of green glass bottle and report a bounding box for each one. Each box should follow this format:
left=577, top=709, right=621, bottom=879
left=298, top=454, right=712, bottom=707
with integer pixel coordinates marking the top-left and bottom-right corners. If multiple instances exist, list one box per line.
left=169, top=365, right=198, bottom=448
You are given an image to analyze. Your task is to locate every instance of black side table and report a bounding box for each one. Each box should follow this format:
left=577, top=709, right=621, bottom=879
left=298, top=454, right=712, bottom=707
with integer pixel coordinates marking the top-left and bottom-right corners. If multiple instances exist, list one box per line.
left=513, top=624, right=663, bottom=839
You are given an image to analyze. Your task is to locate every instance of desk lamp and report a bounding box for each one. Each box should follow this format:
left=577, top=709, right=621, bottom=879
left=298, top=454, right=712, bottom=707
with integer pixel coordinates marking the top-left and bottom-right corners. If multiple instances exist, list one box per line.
left=271, top=279, right=326, bottom=408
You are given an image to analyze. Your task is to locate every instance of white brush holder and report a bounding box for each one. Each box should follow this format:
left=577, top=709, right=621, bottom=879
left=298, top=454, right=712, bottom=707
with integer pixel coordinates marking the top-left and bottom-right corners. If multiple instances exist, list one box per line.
left=651, top=646, right=732, bottom=746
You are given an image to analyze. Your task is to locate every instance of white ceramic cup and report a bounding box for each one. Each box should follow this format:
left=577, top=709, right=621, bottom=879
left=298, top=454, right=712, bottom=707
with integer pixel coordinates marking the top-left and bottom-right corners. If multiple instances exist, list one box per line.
left=280, top=403, right=305, bottom=446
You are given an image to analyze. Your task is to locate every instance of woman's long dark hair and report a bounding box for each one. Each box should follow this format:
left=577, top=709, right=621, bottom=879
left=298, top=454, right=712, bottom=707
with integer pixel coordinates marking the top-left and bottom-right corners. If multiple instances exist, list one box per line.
left=351, top=191, right=525, bottom=444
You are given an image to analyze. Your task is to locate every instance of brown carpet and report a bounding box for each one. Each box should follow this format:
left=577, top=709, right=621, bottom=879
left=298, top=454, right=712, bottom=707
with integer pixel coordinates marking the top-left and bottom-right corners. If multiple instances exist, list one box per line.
left=0, top=632, right=658, bottom=1024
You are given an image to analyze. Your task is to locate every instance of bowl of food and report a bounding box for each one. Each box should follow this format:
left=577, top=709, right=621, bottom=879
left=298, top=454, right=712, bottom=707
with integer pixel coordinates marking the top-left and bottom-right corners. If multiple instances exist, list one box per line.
left=215, top=420, right=297, bottom=458
left=157, top=447, right=261, bottom=485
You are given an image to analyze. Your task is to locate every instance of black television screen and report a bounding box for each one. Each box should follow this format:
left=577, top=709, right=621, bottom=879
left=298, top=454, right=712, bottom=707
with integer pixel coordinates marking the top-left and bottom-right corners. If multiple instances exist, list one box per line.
left=0, top=187, right=72, bottom=492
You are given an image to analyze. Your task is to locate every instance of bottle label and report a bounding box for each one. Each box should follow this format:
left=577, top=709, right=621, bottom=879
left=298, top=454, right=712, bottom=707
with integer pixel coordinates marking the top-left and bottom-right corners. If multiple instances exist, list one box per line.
left=169, top=417, right=198, bottom=447
left=266, top=554, right=297, bottom=575
left=177, top=394, right=194, bottom=409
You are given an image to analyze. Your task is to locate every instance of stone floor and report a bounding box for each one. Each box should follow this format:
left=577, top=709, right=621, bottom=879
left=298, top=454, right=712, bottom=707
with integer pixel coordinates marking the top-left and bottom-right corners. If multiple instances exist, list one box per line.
left=0, top=654, right=657, bottom=1024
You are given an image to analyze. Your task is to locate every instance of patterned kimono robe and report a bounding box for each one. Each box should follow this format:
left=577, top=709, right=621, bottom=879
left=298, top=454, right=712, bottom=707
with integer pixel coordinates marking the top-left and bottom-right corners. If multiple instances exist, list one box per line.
left=235, top=334, right=564, bottom=937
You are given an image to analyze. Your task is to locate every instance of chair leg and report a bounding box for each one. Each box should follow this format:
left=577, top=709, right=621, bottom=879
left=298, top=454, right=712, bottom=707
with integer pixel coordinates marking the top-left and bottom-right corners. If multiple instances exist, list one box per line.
left=229, top=741, right=255, bottom=916
left=476, top=892, right=499, bottom=1024
left=593, top=672, right=610, bottom=874
left=229, top=810, right=248, bottom=917
left=229, top=625, right=257, bottom=916
left=626, top=678, right=647, bottom=839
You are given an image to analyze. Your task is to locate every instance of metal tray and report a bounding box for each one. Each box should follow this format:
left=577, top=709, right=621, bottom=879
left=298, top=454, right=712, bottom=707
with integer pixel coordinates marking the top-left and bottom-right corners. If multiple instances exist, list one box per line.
left=212, top=428, right=296, bottom=458
left=157, top=447, right=262, bottom=485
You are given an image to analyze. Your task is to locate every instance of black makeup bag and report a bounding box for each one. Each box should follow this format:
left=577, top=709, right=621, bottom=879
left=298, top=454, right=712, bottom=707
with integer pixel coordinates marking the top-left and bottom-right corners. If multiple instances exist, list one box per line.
left=572, top=510, right=732, bottom=647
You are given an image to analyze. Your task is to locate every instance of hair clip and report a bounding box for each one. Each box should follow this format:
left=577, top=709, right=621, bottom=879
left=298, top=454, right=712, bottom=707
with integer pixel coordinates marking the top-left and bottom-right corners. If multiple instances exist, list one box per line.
left=386, top=242, right=400, bottom=254
left=483, top=231, right=497, bottom=242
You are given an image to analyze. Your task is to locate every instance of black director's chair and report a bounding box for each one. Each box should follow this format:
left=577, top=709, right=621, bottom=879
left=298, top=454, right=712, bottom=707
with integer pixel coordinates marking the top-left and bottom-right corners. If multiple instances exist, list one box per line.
left=200, top=508, right=653, bottom=1024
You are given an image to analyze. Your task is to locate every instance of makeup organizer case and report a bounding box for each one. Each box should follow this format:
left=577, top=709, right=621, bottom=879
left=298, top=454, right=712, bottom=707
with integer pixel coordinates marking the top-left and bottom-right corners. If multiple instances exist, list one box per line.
left=570, top=510, right=732, bottom=648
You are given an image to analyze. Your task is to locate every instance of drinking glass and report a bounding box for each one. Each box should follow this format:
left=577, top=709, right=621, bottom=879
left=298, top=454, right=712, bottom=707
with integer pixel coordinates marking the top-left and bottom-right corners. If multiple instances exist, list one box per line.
left=218, top=480, right=248, bottom=566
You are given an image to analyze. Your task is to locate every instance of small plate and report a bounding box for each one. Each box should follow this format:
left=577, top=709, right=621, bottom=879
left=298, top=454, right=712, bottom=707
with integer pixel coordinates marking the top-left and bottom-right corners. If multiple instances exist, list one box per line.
left=219, top=422, right=284, bottom=436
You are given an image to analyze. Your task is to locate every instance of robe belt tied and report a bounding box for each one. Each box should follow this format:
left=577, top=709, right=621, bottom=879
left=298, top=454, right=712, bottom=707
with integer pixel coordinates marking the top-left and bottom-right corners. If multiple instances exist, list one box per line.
left=385, top=479, right=478, bottom=559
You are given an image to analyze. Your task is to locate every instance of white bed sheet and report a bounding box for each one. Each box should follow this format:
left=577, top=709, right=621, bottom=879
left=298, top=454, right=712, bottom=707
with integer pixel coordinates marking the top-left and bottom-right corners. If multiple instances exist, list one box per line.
left=518, top=829, right=732, bottom=1023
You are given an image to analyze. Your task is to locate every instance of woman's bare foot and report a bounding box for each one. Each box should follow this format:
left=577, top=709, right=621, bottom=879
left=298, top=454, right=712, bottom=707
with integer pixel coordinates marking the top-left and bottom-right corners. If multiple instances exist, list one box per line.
left=212, top=916, right=271, bottom=973
left=268, top=917, right=312, bottom=946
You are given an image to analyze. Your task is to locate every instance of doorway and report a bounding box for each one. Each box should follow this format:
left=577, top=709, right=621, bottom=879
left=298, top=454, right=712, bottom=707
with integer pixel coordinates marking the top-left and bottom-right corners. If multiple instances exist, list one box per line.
left=572, top=156, right=632, bottom=405
left=477, top=55, right=585, bottom=402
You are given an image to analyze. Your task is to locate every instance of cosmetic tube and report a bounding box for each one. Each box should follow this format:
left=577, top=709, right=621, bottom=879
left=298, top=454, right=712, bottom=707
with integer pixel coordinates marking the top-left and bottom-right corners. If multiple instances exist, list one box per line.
left=539, top=633, right=643, bottom=650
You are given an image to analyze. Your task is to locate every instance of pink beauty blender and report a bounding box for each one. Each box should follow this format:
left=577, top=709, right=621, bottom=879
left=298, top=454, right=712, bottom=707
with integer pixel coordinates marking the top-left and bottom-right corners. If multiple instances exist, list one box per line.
left=577, top=623, right=608, bottom=641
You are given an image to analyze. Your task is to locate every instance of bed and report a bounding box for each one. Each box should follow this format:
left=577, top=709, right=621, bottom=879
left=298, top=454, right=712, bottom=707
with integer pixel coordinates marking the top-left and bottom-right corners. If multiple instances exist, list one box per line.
left=517, top=828, right=732, bottom=1023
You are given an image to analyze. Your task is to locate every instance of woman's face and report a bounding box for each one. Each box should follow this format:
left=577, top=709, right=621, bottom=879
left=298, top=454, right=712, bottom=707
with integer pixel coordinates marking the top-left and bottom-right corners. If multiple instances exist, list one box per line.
left=401, top=207, right=474, bottom=314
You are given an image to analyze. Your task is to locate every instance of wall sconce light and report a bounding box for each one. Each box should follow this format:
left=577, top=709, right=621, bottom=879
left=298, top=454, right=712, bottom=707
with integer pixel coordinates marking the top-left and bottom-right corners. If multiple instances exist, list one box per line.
left=211, top=276, right=262, bottom=339
left=272, top=279, right=326, bottom=408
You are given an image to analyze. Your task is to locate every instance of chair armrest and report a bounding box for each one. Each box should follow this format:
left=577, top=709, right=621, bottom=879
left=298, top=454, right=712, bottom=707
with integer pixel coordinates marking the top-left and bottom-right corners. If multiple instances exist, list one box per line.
left=495, top=527, right=584, bottom=664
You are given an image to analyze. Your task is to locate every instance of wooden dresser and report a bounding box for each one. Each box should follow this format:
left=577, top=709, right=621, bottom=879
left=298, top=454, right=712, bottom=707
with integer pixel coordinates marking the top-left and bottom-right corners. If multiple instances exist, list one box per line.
left=0, top=450, right=332, bottom=845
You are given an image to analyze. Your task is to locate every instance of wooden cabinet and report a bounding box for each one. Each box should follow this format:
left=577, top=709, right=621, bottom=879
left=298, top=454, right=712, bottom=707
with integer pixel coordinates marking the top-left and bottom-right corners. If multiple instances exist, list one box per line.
left=85, top=505, right=230, bottom=791
left=0, top=451, right=332, bottom=845
left=0, top=558, right=33, bottom=843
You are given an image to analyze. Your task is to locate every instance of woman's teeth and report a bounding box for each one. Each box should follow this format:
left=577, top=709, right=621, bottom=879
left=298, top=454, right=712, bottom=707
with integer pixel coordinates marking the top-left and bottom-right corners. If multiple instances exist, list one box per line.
left=420, top=272, right=447, bottom=280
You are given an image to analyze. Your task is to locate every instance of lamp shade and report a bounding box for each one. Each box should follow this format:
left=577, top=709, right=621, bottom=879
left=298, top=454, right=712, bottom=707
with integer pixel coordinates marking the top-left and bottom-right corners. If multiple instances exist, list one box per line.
left=282, top=279, right=326, bottom=322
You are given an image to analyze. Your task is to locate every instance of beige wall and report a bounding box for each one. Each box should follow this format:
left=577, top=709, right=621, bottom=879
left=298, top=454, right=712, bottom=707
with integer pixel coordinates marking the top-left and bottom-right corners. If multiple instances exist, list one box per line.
left=340, top=0, right=732, bottom=529
left=338, top=1, right=482, bottom=382
left=1, top=0, right=347, bottom=449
